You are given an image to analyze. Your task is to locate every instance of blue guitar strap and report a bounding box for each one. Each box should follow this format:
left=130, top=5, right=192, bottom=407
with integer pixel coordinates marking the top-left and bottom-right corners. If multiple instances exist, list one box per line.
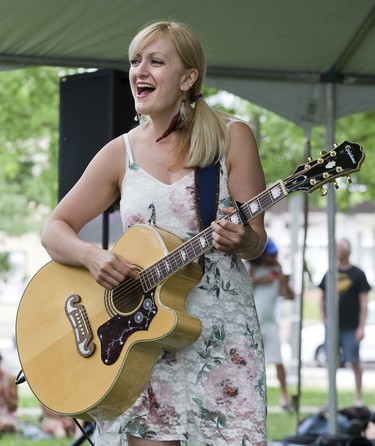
left=195, top=162, right=220, bottom=231
left=194, top=162, right=220, bottom=273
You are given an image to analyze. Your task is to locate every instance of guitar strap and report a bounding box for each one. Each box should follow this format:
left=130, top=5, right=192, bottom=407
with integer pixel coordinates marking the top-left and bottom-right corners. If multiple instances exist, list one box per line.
left=194, top=161, right=220, bottom=272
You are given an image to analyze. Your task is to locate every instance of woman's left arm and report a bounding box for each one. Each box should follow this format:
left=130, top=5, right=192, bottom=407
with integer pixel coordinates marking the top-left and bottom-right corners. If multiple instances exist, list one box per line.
left=211, top=121, right=267, bottom=259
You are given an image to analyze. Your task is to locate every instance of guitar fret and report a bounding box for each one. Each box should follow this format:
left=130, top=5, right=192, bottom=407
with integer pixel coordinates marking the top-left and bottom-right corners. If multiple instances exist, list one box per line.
left=258, top=190, right=272, bottom=209
left=249, top=197, right=261, bottom=217
left=179, top=248, right=188, bottom=263
left=197, top=230, right=211, bottom=252
left=229, top=213, right=241, bottom=225
left=140, top=229, right=213, bottom=292
left=244, top=182, right=286, bottom=221
left=140, top=270, right=153, bottom=290
left=186, top=239, right=199, bottom=259
left=164, top=259, right=172, bottom=273
left=270, top=183, right=285, bottom=200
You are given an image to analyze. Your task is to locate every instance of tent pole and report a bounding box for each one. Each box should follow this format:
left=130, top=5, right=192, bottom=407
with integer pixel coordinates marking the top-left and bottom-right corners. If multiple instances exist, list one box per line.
left=325, top=82, right=339, bottom=434
left=291, top=129, right=311, bottom=430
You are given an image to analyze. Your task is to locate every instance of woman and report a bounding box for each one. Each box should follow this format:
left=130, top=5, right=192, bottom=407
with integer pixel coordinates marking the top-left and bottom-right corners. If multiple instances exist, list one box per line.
left=42, top=20, right=267, bottom=446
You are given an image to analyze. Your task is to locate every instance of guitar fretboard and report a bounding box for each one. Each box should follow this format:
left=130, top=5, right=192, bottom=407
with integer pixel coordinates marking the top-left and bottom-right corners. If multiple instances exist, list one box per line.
left=139, top=180, right=287, bottom=292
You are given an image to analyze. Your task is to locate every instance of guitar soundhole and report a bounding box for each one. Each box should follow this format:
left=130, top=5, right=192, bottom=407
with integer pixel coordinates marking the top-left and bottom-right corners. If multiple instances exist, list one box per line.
left=112, top=281, right=145, bottom=315
left=104, top=269, right=146, bottom=317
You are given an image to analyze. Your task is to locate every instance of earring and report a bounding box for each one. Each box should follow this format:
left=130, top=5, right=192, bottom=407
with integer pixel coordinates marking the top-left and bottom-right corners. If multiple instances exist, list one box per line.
left=178, top=91, right=187, bottom=128
left=134, top=112, right=148, bottom=129
left=155, top=91, right=187, bottom=142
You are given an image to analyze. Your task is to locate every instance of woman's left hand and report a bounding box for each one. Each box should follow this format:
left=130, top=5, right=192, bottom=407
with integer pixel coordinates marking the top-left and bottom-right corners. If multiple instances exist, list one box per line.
left=211, top=206, right=261, bottom=257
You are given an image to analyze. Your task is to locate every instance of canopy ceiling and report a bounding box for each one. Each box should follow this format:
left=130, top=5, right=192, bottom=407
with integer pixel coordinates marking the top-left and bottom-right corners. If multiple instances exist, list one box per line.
left=1, top=0, right=375, bottom=128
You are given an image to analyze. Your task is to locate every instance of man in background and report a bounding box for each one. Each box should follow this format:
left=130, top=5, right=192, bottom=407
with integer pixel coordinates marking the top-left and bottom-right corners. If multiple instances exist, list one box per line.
left=318, top=238, right=371, bottom=406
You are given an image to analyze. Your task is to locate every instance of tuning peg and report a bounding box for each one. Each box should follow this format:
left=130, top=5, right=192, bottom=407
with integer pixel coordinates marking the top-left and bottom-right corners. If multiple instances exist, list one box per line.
left=305, top=157, right=312, bottom=169
left=346, top=175, right=352, bottom=184
left=333, top=143, right=338, bottom=148
left=320, top=150, right=327, bottom=156
left=319, top=186, right=327, bottom=196
left=333, top=180, right=339, bottom=189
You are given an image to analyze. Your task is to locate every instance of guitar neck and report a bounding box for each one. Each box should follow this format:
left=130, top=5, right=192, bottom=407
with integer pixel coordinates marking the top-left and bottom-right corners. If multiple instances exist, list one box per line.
left=139, top=180, right=288, bottom=292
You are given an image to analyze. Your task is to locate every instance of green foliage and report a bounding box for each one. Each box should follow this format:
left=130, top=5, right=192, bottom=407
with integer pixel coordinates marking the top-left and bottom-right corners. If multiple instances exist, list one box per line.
left=0, top=251, right=11, bottom=280
left=0, top=66, right=84, bottom=235
left=0, top=67, right=61, bottom=235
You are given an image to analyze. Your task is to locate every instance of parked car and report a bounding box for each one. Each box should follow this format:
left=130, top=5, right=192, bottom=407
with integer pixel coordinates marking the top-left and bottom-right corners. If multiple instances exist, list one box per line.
left=301, top=301, right=375, bottom=367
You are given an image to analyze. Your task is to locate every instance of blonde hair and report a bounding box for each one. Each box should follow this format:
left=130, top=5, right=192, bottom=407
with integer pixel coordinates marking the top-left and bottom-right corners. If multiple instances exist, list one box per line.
left=129, top=21, right=230, bottom=167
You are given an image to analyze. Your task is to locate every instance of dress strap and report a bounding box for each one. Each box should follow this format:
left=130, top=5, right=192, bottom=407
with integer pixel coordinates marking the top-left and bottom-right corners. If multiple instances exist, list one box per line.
left=123, top=133, right=134, bottom=168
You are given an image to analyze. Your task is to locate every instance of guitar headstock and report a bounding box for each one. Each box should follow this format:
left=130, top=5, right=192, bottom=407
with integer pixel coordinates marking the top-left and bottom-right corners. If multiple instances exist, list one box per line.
left=284, top=141, right=365, bottom=195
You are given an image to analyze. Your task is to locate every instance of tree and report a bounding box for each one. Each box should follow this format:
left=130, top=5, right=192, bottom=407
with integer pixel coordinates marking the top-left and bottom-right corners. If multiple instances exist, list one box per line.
left=0, top=252, right=11, bottom=281
left=0, top=66, right=61, bottom=235
left=0, top=66, right=86, bottom=236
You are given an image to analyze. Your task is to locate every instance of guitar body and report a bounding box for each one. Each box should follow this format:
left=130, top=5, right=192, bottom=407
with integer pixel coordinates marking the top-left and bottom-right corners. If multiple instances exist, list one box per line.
left=16, top=224, right=203, bottom=421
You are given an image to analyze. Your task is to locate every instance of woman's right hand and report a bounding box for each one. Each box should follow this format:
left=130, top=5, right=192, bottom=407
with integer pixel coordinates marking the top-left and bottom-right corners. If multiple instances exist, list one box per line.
left=85, top=245, right=138, bottom=289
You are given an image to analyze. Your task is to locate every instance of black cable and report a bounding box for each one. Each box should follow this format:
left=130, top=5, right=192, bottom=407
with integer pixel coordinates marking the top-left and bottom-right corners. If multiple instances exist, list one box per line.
left=70, top=420, right=95, bottom=446
left=15, top=370, right=26, bottom=385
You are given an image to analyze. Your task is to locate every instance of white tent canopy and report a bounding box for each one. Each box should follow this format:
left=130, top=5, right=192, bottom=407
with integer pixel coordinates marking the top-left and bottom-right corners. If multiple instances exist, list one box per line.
left=1, top=0, right=375, bottom=126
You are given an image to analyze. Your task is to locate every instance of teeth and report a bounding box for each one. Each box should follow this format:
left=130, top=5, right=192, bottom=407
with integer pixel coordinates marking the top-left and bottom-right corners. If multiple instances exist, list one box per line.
left=137, top=83, right=154, bottom=88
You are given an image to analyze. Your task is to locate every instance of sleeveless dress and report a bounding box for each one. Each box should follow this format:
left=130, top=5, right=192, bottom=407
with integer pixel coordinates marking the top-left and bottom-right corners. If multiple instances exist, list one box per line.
left=94, top=134, right=267, bottom=446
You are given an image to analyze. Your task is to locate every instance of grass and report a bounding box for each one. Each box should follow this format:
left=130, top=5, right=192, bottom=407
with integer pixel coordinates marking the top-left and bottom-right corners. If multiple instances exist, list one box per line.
left=0, top=386, right=74, bottom=446
left=0, top=434, right=72, bottom=446
left=0, top=382, right=373, bottom=445
left=266, top=385, right=375, bottom=440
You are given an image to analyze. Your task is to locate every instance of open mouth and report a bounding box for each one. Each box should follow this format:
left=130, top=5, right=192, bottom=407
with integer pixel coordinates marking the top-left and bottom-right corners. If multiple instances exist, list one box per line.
left=137, top=83, right=155, bottom=96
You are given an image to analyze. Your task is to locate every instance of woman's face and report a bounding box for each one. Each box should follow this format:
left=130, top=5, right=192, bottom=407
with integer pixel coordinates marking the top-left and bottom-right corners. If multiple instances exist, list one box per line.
left=129, top=35, right=192, bottom=119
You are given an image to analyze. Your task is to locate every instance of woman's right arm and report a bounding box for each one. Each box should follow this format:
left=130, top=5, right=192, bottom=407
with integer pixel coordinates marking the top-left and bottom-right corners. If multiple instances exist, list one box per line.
left=41, top=136, right=137, bottom=289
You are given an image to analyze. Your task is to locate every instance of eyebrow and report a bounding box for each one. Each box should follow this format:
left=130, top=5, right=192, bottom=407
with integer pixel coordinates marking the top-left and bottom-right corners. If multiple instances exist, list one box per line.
left=148, top=51, right=167, bottom=58
left=133, top=49, right=168, bottom=59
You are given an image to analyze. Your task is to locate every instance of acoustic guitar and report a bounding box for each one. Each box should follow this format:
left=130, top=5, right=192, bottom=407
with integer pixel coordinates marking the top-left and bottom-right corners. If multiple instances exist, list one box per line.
left=16, top=140, right=364, bottom=421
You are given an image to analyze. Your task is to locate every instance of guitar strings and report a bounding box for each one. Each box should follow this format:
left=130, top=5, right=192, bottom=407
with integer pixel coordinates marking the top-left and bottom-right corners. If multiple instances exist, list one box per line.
left=110, top=227, right=213, bottom=308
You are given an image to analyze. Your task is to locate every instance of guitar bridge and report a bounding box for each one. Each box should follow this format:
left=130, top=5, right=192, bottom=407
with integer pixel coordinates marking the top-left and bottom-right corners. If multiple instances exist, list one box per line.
left=65, top=294, right=95, bottom=357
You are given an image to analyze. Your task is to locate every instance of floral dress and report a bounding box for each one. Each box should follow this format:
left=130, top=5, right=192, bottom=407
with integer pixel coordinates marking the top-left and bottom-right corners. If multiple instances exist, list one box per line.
left=94, top=134, right=267, bottom=446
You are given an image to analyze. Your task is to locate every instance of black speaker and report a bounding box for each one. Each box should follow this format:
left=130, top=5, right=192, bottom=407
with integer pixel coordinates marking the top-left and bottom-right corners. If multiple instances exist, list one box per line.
left=58, top=69, right=134, bottom=202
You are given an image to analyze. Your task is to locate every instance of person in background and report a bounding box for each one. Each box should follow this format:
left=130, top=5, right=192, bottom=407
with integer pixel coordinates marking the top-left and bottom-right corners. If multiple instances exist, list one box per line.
left=40, top=405, right=81, bottom=439
left=318, top=238, right=371, bottom=407
left=247, top=238, right=294, bottom=411
left=41, top=20, right=268, bottom=446
left=0, top=351, right=18, bottom=433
